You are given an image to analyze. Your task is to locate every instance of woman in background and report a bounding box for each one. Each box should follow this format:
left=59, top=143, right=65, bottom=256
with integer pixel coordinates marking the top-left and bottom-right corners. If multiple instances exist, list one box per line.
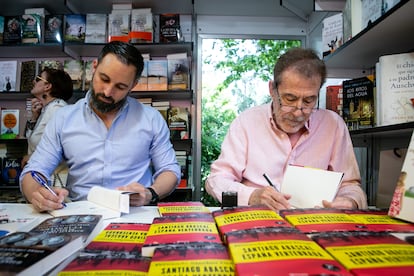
left=23, top=67, right=73, bottom=186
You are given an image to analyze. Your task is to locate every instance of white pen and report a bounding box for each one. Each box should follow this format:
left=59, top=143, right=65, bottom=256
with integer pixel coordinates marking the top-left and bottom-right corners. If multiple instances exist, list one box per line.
left=263, top=173, right=280, bottom=193
left=31, top=171, right=67, bottom=207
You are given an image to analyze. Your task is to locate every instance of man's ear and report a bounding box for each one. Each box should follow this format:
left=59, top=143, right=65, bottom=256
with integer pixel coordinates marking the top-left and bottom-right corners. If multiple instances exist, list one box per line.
left=268, top=80, right=275, bottom=97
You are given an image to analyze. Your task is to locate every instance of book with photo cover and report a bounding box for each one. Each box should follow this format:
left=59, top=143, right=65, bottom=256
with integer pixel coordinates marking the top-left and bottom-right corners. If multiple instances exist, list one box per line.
left=312, top=231, right=414, bottom=275
left=56, top=222, right=151, bottom=275
left=212, top=205, right=292, bottom=243
left=21, top=14, right=42, bottom=44
left=227, top=227, right=351, bottom=276
left=167, top=52, right=190, bottom=90
left=64, top=14, right=86, bottom=43
left=342, top=75, right=375, bottom=130
left=3, top=16, right=22, bottom=44
left=44, top=15, right=63, bottom=43
left=167, top=106, right=190, bottom=140
left=159, top=13, right=181, bottom=43
left=142, top=213, right=222, bottom=257
left=388, top=130, right=414, bottom=223
left=148, top=243, right=234, bottom=275
left=0, top=214, right=103, bottom=276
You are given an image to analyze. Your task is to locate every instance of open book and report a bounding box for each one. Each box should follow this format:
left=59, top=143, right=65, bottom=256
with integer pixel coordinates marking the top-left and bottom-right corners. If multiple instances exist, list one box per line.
left=50, top=186, right=138, bottom=220
left=281, top=165, right=344, bottom=208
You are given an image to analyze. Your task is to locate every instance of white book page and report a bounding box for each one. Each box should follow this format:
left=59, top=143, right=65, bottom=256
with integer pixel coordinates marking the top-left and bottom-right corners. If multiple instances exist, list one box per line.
left=49, top=200, right=121, bottom=220
left=281, top=165, right=344, bottom=208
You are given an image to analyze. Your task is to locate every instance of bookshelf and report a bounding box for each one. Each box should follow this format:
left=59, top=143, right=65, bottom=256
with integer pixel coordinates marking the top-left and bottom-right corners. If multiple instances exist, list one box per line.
left=0, top=0, right=196, bottom=200
left=323, top=0, right=414, bottom=206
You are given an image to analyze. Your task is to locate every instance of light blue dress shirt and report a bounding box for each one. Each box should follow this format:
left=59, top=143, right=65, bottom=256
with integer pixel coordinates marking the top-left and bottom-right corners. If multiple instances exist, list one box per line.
left=20, top=91, right=181, bottom=201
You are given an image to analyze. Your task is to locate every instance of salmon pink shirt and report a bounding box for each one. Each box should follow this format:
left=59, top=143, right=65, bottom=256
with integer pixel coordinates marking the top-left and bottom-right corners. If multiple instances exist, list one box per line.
left=205, top=103, right=367, bottom=209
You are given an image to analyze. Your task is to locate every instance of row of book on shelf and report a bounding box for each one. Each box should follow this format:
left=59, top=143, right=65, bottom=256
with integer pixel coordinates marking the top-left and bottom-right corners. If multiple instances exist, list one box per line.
left=325, top=51, right=414, bottom=130
left=321, top=0, right=401, bottom=57
left=0, top=51, right=190, bottom=93
left=0, top=4, right=192, bottom=45
left=1, top=199, right=413, bottom=275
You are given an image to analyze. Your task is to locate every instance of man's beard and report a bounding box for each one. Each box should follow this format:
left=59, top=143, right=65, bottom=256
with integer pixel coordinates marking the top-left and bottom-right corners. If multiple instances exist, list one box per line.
left=90, top=87, right=127, bottom=113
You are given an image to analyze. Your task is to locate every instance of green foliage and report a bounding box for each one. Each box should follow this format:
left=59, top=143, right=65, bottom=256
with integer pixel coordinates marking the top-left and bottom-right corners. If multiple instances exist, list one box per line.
left=215, top=39, right=301, bottom=91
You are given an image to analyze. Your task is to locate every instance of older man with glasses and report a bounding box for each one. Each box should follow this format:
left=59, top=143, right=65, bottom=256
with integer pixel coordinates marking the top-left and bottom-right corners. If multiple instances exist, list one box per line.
left=205, top=47, right=367, bottom=211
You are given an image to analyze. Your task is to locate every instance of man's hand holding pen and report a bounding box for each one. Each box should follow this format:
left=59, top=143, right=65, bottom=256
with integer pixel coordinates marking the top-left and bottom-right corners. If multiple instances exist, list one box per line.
left=248, top=173, right=292, bottom=212
left=29, top=171, right=68, bottom=212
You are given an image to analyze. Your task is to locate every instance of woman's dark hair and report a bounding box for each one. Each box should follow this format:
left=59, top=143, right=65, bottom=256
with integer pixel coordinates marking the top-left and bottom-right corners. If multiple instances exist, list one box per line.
left=43, top=67, right=74, bottom=101
left=97, top=41, right=144, bottom=81
left=273, top=47, right=327, bottom=89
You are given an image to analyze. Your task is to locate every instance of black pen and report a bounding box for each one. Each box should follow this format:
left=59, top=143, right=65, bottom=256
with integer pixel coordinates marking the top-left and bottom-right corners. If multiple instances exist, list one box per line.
left=31, top=171, right=66, bottom=207
left=263, top=173, right=280, bottom=192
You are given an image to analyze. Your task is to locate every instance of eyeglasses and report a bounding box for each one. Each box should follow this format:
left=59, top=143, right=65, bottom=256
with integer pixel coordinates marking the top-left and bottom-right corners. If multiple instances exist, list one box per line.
left=35, top=75, right=49, bottom=83
left=276, top=89, right=318, bottom=115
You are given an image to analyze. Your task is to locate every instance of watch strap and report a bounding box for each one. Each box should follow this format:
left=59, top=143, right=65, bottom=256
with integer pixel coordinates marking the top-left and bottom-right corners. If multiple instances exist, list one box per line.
left=147, top=187, right=159, bottom=204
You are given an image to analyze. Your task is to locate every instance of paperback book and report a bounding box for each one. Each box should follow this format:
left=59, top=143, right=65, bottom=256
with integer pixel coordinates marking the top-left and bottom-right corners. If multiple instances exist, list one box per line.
left=312, top=231, right=414, bottom=275
left=84, top=13, right=107, bottom=43
left=130, top=8, right=153, bottom=43
left=147, top=59, right=168, bottom=91
left=44, top=15, right=63, bottom=43
left=226, top=227, right=351, bottom=276
left=279, top=208, right=364, bottom=233
left=158, top=201, right=210, bottom=216
left=325, top=84, right=343, bottom=116
left=167, top=106, right=190, bottom=140
left=3, top=16, right=22, bottom=44
left=63, top=59, right=84, bottom=91
left=159, top=13, right=181, bottom=43
left=148, top=243, right=235, bottom=275
left=212, top=205, right=292, bottom=243
left=388, top=130, right=414, bottom=223
left=21, top=14, right=42, bottom=44
left=1, top=109, right=19, bottom=139
left=342, top=75, right=375, bottom=130
left=19, top=60, right=37, bottom=92
left=167, top=52, right=190, bottom=90
left=142, top=214, right=222, bottom=257
left=64, top=14, right=86, bottom=43
left=0, top=60, right=19, bottom=92
left=57, top=222, right=151, bottom=275
left=378, top=52, right=414, bottom=126
left=0, top=214, right=102, bottom=276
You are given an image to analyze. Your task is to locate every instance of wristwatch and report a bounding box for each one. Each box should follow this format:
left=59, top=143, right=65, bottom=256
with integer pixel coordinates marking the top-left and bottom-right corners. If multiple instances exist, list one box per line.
left=146, top=187, right=159, bottom=204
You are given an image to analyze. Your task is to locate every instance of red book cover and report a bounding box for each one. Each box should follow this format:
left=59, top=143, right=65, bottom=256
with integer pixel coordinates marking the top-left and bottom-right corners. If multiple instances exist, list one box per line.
left=345, top=209, right=414, bottom=233
left=148, top=242, right=235, bottom=275
left=157, top=201, right=211, bottom=217
left=142, top=214, right=222, bottom=257
left=226, top=227, right=351, bottom=276
left=312, top=231, right=414, bottom=276
left=279, top=208, right=365, bottom=233
left=326, top=84, right=343, bottom=115
left=213, top=205, right=292, bottom=243
left=57, top=222, right=151, bottom=275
